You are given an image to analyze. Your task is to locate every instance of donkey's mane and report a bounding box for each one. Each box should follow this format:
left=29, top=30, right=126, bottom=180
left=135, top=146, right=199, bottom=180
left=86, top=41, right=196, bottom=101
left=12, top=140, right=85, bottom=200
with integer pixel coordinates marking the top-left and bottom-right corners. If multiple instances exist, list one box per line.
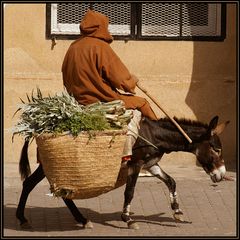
left=158, top=117, right=209, bottom=129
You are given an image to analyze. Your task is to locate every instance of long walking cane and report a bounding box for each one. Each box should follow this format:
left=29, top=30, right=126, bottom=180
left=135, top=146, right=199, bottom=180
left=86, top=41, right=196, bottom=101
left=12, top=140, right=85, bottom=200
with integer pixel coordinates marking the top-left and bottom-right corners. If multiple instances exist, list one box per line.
left=137, top=82, right=192, bottom=144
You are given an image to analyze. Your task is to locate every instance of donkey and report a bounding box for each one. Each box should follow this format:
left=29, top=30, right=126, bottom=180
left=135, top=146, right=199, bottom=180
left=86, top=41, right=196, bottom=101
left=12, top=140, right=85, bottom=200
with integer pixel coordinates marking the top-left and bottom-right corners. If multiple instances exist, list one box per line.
left=16, top=115, right=229, bottom=230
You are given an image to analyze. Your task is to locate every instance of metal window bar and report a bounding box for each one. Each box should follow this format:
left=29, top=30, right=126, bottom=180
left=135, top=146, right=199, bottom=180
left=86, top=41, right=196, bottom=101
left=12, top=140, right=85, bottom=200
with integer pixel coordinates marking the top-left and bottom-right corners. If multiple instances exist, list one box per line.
left=179, top=3, right=183, bottom=37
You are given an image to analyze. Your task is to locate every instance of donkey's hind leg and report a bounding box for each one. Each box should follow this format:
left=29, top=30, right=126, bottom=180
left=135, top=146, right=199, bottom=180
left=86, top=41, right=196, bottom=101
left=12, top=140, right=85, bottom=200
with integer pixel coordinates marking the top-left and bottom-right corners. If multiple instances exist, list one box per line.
left=147, top=163, right=184, bottom=222
left=121, top=161, right=142, bottom=229
left=16, top=164, right=45, bottom=228
left=62, top=198, right=93, bottom=229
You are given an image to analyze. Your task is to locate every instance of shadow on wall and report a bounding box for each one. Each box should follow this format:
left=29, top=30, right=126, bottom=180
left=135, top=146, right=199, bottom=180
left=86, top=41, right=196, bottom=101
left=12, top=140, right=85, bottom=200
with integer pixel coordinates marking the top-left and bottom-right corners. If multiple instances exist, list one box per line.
left=185, top=4, right=237, bottom=169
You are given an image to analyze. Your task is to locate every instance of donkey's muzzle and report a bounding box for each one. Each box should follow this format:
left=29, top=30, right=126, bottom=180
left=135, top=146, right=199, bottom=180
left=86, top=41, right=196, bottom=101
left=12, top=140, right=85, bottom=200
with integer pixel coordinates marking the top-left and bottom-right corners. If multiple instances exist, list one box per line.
left=210, top=165, right=226, bottom=182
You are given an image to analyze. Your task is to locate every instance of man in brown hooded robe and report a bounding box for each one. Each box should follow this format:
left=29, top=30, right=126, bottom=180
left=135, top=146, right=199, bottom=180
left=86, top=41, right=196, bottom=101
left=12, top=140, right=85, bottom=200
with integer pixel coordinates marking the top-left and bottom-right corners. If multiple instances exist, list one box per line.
left=62, top=9, right=157, bottom=159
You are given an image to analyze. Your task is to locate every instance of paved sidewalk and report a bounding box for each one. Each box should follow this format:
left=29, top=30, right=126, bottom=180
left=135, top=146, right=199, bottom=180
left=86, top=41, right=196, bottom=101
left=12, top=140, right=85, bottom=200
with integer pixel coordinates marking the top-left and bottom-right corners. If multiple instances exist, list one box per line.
left=3, top=162, right=237, bottom=238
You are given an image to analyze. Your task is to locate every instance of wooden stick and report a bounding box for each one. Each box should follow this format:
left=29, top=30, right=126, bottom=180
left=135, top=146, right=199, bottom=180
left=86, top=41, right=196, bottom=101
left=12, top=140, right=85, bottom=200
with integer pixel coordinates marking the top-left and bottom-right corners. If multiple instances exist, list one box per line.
left=137, top=82, right=192, bottom=143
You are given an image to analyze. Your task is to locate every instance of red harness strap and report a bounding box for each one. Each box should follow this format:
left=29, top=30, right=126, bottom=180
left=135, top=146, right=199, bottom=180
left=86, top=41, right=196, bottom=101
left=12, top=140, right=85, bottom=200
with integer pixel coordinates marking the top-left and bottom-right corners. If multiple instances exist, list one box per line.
left=121, top=155, right=132, bottom=162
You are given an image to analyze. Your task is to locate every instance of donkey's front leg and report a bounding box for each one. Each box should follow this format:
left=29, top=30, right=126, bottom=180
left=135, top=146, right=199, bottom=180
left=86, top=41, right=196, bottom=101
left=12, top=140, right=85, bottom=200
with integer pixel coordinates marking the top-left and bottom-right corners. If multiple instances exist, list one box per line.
left=147, top=164, right=184, bottom=222
left=121, top=161, right=142, bottom=229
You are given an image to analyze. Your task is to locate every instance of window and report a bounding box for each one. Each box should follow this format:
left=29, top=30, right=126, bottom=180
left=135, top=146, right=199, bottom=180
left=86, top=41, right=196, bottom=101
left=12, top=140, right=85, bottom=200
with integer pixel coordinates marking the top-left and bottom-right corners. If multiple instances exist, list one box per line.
left=46, top=2, right=226, bottom=41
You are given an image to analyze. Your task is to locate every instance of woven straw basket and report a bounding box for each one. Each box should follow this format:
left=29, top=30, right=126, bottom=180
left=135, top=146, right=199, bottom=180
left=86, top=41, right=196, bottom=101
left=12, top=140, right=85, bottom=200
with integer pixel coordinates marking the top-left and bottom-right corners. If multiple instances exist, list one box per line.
left=36, top=129, right=128, bottom=199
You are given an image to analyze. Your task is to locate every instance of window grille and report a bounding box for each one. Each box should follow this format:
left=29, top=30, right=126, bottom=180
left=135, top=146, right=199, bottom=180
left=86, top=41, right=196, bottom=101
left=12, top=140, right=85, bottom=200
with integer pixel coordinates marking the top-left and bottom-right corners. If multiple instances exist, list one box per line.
left=140, top=3, right=224, bottom=39
left=141, top=3, right=181, bottom=36
left=46, top=3, right=226, bottom=41
left=50, top=3, right=131, bottom=36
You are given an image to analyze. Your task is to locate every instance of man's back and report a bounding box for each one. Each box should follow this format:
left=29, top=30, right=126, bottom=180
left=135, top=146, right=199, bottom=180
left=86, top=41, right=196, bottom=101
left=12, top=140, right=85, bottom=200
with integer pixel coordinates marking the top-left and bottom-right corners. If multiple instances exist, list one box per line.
left=62, top=36, right=121, bottom=105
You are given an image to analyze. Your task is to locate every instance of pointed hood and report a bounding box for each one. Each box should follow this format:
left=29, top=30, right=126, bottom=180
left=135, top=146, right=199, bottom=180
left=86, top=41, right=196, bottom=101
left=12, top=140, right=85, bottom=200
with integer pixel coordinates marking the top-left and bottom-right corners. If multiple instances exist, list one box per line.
left=80, top=10, right=113, bottom=43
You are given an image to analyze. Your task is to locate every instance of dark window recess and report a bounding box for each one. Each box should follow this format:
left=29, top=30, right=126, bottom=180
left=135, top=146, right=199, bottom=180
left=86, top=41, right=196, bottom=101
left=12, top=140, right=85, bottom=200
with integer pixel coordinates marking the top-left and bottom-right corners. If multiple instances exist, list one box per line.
left=46, top=3, right=226, bottom=41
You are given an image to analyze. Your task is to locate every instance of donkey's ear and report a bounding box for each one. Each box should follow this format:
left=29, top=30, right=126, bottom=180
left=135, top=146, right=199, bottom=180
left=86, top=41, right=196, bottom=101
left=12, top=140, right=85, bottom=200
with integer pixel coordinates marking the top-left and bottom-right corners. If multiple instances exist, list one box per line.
left=212, top=120, right=230, bottom=136
left=208, top=116, right=219, bottom=132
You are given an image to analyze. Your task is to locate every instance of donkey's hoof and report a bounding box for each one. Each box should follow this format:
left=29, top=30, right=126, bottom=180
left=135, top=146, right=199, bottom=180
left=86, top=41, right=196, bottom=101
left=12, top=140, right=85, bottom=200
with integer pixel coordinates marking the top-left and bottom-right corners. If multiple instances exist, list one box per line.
left=20, top=221, right=32, bottom=229
left=173, top=212, right=184, bottom=222
left=128, top=221, right=139, bottom=230
left=84, top=220, right=93, bottom=229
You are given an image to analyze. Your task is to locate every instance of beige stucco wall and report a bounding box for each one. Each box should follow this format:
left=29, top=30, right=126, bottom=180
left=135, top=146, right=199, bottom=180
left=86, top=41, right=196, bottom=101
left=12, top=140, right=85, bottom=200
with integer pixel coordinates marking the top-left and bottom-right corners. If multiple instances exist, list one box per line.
left=4, top=4, right=237, bottom=168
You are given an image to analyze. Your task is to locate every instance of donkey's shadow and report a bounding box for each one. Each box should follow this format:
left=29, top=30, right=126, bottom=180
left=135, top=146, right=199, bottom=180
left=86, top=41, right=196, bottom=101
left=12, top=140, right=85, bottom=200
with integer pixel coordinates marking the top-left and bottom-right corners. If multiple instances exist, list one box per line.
left=4, top=204, right=182, bottom=232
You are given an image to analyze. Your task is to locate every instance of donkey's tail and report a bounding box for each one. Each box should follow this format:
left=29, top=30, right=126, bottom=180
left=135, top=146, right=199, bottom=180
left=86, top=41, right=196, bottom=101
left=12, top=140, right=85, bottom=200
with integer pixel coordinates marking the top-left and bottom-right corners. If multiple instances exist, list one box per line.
left=19, top=139, right=31, bottom=181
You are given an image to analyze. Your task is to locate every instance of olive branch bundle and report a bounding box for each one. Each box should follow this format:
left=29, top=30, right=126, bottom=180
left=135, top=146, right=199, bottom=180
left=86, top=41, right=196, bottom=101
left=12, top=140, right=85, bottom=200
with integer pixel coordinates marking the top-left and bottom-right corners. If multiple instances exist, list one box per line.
left=12, top=88, right=132, bottom=141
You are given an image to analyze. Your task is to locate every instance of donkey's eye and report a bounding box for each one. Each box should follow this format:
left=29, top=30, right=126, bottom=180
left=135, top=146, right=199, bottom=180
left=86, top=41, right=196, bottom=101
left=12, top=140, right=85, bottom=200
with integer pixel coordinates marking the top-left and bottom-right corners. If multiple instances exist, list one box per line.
left=210, top=143, right=221, bottom=155
left=216, top=148, right=221, bottom=153
left=212, top=147, right=221, bottom=155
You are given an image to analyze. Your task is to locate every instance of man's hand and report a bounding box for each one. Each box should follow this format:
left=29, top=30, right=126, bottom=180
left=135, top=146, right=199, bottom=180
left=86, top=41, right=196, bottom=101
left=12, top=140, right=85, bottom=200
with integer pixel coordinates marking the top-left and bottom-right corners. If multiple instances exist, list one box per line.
left=128, top=74, right=139, bottom=94
left=131, top=74, right=139, bottom=84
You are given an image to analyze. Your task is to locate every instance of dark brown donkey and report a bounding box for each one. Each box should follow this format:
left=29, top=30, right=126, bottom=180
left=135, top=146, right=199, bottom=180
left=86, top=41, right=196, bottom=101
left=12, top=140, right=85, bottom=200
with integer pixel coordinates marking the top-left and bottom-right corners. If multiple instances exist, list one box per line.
left=16, top=115, right=229, bottom=229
